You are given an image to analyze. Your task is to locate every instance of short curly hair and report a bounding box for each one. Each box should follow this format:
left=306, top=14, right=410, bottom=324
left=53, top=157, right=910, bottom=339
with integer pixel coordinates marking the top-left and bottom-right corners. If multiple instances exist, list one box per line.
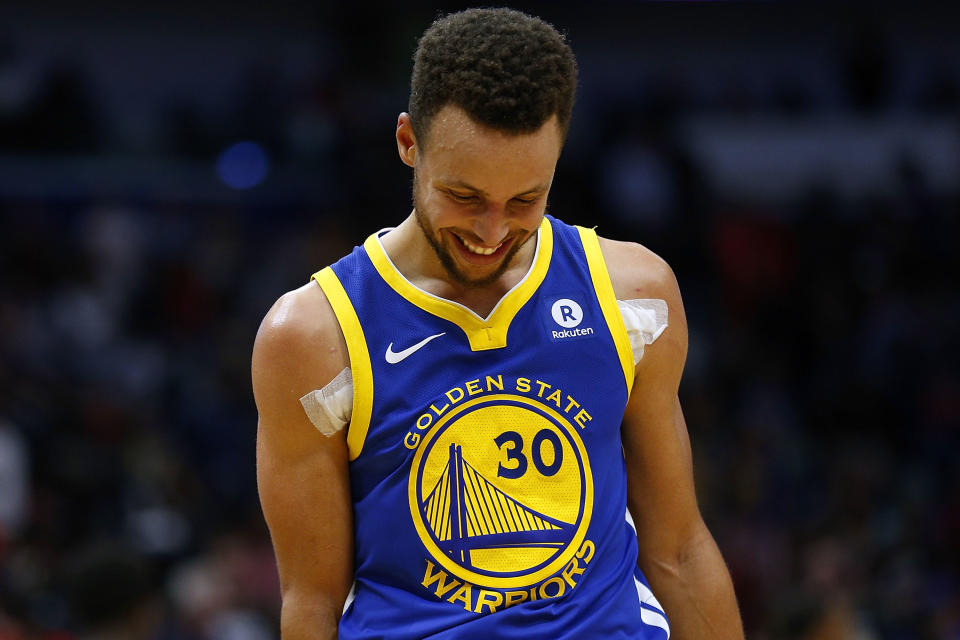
left=409, top=8, right=578, bottom=148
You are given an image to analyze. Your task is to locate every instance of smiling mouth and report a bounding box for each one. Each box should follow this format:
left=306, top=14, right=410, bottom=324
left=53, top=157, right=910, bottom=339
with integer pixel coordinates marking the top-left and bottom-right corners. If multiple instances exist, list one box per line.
left=455, top=234, right=503, bottom=255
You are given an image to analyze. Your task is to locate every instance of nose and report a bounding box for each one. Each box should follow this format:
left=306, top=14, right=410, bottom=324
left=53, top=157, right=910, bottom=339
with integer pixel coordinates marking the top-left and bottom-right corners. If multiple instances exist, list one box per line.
left=471, top=204, right=509, bottom=247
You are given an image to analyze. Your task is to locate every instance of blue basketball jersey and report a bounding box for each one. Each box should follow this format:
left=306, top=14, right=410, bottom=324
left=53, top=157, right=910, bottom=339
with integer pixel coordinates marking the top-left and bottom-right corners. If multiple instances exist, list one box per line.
left=312, top=215, right=670, bottom=639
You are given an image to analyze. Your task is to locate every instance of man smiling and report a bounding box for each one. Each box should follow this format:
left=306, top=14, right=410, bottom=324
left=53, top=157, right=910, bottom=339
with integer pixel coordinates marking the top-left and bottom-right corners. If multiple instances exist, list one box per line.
left=253, top=8, right=744, bottom=639
left=389, top=103, right=561, bottom=314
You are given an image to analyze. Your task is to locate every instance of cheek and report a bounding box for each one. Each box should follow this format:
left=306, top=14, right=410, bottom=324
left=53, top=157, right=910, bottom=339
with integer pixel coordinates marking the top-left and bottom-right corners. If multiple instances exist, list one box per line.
left=417, top=195, right=462, bottom=235
left=517, top=203, right=548, bottom=230
left=424, top=197, right=458, bottom=223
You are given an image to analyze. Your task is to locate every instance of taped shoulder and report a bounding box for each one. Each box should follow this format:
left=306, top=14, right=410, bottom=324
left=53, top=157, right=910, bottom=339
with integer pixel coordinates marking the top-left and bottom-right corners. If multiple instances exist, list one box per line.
left=617, top=299, right=668, bottom=364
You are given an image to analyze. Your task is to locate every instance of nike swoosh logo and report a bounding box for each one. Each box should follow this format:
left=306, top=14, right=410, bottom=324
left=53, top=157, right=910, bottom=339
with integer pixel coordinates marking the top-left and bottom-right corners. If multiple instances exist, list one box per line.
left=385, top=332, right=446, bottom=364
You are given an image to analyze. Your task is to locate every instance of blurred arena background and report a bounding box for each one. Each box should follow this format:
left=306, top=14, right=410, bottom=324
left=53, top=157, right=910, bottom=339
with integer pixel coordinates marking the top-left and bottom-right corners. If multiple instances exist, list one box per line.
left=1, top=1, right=958, bottom=638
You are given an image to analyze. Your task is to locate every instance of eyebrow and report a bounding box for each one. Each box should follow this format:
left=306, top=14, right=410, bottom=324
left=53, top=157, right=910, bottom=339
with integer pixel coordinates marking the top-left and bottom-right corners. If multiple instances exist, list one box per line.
left=441, top=179, right=549, bottom=198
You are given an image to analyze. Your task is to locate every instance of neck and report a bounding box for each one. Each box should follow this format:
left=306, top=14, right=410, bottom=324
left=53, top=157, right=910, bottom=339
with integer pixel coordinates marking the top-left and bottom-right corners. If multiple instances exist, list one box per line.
left=379, top=213, right=538, bottom=317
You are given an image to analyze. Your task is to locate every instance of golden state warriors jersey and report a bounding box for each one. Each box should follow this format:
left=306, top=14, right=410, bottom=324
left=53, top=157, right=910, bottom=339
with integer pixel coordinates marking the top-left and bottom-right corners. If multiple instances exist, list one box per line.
left=312, top=215, right=670, bottom=639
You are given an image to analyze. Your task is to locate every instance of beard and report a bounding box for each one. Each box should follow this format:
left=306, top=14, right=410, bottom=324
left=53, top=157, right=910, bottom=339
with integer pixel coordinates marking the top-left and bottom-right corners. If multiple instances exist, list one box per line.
left=412, top=176, right=536, bottom=289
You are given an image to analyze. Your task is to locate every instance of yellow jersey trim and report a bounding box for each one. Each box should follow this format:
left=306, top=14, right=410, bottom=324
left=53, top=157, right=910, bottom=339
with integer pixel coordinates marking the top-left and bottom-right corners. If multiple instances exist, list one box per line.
left=363, top=217, right=554, bottom=351
left=312, top=267, right=373, bottom=461
left=577, top=226, right=635, bottom=396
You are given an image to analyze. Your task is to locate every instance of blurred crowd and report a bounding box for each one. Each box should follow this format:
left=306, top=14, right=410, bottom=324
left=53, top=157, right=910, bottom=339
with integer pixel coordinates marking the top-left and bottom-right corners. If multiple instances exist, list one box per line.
left=1, top=3, right=959, bottom=639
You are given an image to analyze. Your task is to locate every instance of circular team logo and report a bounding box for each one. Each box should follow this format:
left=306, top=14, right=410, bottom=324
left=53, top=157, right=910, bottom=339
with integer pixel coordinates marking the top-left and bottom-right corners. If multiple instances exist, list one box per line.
left=551, top=298, right=583, bottom=328
left=408, top=394, right=593, bottom=589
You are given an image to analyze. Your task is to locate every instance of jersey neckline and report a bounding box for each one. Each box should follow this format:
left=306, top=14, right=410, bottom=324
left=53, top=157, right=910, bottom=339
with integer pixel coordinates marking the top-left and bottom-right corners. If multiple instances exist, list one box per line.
left=363, top=217, right=554, bottom=351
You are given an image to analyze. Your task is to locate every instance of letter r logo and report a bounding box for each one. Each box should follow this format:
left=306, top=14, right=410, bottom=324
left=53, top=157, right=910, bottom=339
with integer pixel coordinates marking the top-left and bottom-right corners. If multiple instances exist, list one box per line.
left=551, top=299, right=583, bottom=328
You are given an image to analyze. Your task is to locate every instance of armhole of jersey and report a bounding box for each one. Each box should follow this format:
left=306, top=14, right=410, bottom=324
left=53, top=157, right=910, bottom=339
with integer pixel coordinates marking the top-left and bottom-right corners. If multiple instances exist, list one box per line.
left=576, top=227, right=635, bottom=396
left=312, top=267, right=373, bottom=461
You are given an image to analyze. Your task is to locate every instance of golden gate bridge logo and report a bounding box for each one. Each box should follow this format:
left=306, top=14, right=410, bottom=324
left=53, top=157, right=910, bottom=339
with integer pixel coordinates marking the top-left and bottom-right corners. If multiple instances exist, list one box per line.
left=422, top=443, right=575, bottom=572
left=408, top=395, right=594, bottom=589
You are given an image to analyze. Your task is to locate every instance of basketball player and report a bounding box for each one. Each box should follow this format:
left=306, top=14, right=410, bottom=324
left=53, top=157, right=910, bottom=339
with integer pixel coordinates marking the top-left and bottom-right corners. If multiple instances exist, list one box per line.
left=253, top=9, right=744, bottom=639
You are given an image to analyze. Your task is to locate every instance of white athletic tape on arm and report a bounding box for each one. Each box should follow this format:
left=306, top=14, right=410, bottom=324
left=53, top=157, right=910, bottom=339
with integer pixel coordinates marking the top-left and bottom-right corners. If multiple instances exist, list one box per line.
left=299, top=367, right=353, bottom=436
left=616, top=299, right=669, bottom=364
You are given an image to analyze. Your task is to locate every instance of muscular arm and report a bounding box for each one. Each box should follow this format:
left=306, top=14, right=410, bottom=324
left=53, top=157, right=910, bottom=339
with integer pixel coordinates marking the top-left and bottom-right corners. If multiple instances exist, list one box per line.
left=252, top=282, right=354, bottom=639
left=601, top=238, right=744, bottom=640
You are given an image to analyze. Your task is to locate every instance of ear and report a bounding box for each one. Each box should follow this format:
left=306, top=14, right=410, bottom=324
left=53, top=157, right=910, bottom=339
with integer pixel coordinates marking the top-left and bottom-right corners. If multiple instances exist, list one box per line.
left=396, top=112, right=417, bottom=168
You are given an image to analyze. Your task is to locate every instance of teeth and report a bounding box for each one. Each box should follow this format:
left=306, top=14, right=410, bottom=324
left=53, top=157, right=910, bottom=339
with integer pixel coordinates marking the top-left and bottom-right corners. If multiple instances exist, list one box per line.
left=460, top=236, right=501, bottom=255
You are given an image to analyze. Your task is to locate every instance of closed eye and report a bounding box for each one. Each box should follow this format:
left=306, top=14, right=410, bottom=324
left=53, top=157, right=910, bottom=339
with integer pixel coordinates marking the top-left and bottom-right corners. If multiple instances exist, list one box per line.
left=446, top=190, right=479, bottom=203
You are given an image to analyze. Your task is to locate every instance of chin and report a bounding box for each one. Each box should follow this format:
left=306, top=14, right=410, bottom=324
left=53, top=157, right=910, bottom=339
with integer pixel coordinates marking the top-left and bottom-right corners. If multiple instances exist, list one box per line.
left=447, top=230, right=535, bottom=288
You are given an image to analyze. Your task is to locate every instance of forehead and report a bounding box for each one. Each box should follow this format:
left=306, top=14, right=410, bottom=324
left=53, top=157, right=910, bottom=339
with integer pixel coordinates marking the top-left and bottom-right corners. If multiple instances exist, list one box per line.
left=419, top=105, right=562, bottom=190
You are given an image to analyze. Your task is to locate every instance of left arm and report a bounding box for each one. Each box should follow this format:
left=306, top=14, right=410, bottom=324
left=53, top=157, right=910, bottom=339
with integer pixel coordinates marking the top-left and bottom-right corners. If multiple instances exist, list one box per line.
left=601, top=237, right=744, bottom=640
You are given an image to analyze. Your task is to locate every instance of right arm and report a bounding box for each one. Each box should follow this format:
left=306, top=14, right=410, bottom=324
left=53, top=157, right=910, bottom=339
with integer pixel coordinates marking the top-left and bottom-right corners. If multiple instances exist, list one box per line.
left=252, top=282, right=354, bottom=639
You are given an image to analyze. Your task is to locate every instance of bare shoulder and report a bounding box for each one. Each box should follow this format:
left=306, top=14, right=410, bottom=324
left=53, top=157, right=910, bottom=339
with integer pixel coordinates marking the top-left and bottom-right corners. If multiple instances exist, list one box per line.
left=596, top=236, right=681, bottom=306
left=252, top=280, right=349, bottom=408
left=597, top=235, right=688, bottom=373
